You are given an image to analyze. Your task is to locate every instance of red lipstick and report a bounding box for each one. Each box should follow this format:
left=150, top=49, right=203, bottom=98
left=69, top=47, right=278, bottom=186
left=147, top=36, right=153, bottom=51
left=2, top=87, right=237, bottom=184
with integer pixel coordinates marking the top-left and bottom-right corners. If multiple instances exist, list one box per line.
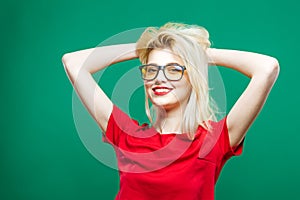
left=152, top=86, right=173, bottom=96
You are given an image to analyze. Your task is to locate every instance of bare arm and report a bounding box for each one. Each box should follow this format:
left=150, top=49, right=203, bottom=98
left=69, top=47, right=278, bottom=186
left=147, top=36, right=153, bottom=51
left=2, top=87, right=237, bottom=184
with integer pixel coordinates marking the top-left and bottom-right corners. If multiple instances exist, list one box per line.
left=62, top=43, right=138, bottom=132
left=207, top=48, right=280, bottom=148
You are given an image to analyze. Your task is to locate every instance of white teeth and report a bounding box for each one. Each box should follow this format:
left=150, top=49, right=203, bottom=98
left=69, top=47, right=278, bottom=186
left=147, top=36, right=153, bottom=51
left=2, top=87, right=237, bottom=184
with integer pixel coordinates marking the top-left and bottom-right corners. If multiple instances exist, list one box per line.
left=154, top=88, right=170, bottom=92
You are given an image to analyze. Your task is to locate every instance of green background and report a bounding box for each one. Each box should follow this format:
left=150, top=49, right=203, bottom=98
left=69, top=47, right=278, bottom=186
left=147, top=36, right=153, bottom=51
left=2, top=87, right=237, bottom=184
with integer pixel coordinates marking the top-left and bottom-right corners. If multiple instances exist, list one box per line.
left=1, top=0, right=299, bottom=199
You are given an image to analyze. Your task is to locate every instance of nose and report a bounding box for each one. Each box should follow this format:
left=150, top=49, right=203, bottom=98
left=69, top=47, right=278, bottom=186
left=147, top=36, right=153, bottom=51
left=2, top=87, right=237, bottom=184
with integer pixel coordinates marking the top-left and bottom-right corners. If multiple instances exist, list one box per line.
left=155, top=69, right=167, bottom=82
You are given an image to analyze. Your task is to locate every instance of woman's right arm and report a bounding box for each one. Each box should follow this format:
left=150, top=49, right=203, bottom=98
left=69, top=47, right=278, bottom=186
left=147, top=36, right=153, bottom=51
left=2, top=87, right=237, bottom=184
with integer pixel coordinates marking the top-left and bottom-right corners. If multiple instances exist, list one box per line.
left=62, top=43, right=137, bottom=132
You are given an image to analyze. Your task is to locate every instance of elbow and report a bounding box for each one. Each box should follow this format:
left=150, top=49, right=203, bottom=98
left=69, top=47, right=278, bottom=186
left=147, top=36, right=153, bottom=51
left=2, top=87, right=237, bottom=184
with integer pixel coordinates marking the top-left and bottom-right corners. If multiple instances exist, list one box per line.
left=62, top=53, right=71, bottom=69
left=61, top=53, right=81, bottom=84
left=61, top=53, right=81, bottom=74
left=268, top=58, right=280, bottom=80
left=258, top=57, right=280, bottom=87
left=262, top=57, right=280, bottom=83
left=253, top=57, right=280, bottom=83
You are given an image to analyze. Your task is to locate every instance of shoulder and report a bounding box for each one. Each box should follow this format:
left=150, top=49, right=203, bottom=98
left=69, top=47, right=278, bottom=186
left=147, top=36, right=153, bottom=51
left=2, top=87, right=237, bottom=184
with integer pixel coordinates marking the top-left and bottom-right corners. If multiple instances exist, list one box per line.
left=106, top=105, right=154, bottom=137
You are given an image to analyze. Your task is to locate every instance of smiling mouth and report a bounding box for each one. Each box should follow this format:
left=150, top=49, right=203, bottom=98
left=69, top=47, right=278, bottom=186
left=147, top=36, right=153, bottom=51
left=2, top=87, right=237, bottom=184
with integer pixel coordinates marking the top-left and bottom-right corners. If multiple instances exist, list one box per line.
left=152, top=87, right=173, bottom=96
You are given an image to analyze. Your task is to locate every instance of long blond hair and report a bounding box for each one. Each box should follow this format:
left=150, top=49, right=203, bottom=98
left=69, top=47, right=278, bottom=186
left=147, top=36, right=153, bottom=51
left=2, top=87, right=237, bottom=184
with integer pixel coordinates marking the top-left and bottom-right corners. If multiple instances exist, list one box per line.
left=136, top=22, right=219, bottom=140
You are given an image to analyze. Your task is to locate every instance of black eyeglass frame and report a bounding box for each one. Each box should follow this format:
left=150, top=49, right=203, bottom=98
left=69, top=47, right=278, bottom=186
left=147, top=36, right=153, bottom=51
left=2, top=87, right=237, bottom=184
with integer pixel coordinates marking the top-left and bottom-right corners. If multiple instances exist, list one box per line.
left=138, top=63, right=186, bottom=81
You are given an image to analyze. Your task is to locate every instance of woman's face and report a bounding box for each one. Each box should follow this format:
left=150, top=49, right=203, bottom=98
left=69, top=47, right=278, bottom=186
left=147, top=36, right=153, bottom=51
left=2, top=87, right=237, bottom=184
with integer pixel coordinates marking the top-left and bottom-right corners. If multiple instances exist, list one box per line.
left=144, top=49, right=192, bottom=111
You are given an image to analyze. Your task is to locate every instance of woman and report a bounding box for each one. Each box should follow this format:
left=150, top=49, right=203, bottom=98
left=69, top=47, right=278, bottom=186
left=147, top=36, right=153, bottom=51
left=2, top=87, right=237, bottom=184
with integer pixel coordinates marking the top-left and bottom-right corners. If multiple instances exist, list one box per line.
left=62, top=23, right=279, bottom=199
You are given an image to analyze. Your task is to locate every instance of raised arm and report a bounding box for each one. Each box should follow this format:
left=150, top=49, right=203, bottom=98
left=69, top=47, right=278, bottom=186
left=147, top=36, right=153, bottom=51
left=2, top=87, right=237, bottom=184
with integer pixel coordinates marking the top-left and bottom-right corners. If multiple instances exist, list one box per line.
left=207, top=48, right=280, bottom=148
left=62, top=43, right=138, bottom=132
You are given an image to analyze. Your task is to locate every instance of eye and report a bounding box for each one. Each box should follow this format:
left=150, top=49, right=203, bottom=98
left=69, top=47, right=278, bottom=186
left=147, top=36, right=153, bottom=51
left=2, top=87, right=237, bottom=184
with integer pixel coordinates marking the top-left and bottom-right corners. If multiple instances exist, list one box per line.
left=166, top=65, right=183, bottom=73
left=147, top=66, right=158, bottom=73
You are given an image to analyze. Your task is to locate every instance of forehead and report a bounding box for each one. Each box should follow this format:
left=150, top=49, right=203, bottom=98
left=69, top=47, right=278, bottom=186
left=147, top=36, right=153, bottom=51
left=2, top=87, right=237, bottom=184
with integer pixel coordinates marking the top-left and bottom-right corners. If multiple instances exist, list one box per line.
left=147, top=49, right=184, bottom=65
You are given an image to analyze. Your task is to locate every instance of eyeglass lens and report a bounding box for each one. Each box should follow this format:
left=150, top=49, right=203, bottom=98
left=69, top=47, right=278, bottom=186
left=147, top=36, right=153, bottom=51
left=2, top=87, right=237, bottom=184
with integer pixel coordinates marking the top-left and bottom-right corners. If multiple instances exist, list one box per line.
left=141, top=64, right=185, bottom=81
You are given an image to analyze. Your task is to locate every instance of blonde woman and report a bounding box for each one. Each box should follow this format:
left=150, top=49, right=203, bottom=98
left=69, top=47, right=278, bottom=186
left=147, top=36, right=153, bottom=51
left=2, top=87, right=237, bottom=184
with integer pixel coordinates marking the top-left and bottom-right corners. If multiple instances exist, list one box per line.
left=62, top=23, right=279, bottom=200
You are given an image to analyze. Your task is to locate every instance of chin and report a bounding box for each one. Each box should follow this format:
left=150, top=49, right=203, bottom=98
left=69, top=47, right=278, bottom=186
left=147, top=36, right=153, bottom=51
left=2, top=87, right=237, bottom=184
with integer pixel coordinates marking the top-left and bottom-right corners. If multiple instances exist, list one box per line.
left=151, top=98, right=179, bottom=110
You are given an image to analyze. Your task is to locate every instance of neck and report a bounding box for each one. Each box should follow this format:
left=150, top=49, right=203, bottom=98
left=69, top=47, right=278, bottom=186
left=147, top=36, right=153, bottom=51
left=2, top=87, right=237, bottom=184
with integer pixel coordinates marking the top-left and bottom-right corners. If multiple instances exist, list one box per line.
left=153, top=104, right=186, bottom=134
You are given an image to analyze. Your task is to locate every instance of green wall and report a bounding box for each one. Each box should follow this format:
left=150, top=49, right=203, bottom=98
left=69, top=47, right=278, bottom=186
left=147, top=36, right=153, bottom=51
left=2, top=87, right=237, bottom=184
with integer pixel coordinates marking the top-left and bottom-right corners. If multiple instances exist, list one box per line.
left=1, top=0, right=298, bottom=199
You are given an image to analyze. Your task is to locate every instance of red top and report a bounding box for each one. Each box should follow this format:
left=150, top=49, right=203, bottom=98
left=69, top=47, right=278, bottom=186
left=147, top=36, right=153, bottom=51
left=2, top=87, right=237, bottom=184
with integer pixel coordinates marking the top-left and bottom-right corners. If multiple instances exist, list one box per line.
left=103, top=105, right=244, bottom=200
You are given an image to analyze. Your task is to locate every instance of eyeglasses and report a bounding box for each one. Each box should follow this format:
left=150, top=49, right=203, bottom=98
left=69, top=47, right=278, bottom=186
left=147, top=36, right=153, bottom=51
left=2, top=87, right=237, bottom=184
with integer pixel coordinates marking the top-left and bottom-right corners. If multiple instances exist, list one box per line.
left=139, top=63, right=186, bottom=81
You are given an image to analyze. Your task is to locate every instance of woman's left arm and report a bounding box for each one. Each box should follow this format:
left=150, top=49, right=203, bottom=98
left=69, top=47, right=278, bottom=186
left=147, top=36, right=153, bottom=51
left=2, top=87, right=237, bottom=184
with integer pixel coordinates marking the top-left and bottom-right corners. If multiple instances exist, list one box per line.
left=207, top=48, right=280, bottom=148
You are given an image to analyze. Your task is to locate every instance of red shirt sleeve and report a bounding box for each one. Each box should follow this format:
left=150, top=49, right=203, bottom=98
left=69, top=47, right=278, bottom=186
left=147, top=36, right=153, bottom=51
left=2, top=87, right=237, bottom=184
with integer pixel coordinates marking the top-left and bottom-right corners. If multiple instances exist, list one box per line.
left=220, top=115, right=244, bottom=158
left=211, top=115, right=245, bottom=180
left=102, top=105, right=131, bottom=145
left=102, top=104, right=141, bottom=146
left=198, top=115, right=244, bottom=162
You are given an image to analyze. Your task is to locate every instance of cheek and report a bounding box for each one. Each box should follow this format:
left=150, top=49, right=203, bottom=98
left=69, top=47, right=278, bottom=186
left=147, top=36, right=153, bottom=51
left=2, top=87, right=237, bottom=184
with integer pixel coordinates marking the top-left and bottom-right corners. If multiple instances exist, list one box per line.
left=173, top=81, right=192, bottom=98
left=175, top=76, right=191, bottom=89
left=175, top=87, right=191, bottom=97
